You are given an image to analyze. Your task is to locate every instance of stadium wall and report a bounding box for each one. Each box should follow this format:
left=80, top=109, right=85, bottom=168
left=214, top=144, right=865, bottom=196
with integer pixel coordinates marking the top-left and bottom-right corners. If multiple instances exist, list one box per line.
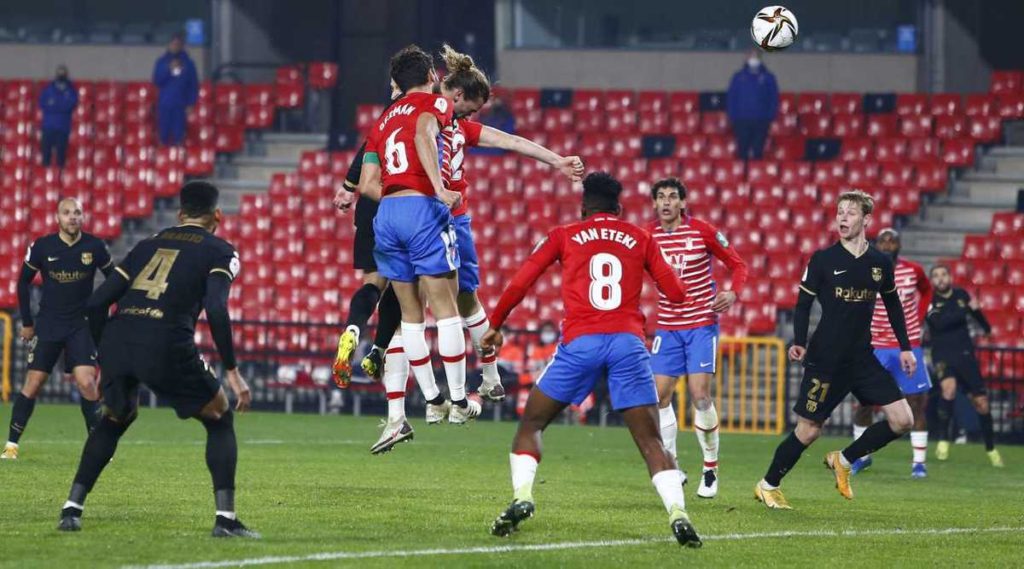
left=0, top=44, right=209, bottom=80
left=495, top=49, right=918, bottom=92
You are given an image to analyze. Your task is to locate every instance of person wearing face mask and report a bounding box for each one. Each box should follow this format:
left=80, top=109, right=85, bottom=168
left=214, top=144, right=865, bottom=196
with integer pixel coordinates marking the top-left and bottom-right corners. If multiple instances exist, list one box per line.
left=726, top=50, right=778, bottom=161
left=521, top=323, right=559, bottom=416
left=152, top=33, right=199, bottom=146
left=849, top=228, right=933, bottom=479
left=39, top=65, right=78, bottom=168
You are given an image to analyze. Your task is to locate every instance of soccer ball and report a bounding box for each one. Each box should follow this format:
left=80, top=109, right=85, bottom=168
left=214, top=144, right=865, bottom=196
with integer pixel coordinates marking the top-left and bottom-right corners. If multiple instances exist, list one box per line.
left=750, top=6, right=799, bottom=51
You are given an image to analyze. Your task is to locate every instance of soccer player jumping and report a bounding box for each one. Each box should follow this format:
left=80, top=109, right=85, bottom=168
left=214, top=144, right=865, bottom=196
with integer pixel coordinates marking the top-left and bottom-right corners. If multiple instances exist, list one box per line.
left=482, top=172, right=701, bottom=547
left=648, top=178, right=747, bottom=498
left=755, top=190, right=916, bottom=510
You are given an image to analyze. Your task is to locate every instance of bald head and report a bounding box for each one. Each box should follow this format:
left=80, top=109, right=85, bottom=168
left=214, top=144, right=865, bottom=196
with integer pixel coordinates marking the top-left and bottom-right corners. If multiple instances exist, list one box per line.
left=56, top=198, right=84, bottom=238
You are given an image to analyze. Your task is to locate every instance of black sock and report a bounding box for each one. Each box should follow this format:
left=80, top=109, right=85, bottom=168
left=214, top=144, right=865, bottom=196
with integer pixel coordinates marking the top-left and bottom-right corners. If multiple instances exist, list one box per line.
left=978, top=412, right=995, bottom=451
left=764, top=432, right=807, bottom=487
left=69, top=415, right=133, bottom=504
left=427, top=394, right=446, bottom=406
left=8, top=394, right=37, bottom=444
left=452, top=398, right=468, bottom=409
left=345, top=284, right=381, bottom=331
left=80, top=398, right=101, bottom=434
left=842, top=421, right=901, bottom=463
left=372, top=285, right=402, bottom=349
left=202, top=411, right=237, bottom=498
left=936, top=398, right=954, bottom=441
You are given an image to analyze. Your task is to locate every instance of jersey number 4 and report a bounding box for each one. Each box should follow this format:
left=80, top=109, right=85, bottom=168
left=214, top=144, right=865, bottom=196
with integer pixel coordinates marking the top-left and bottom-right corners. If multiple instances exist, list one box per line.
left=131, top=248, right=180, bottom=300
left=588, top=253, right=623, bottom=310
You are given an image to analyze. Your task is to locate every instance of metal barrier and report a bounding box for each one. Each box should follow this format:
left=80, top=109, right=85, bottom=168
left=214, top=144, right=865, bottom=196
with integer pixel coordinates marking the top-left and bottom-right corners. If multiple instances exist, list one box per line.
left=1, top=312, right=11, bottom=403
left=977, top=346, right=1024, bottom=444
left=676, top=336, right=787, bottom=434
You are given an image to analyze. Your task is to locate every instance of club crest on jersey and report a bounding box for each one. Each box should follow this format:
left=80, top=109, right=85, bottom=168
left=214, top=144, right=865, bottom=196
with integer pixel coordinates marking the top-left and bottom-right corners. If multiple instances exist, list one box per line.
left=715, top=231, right=729, bottom=248
left=871, top=267, right=882, bottom=282
left=81, top=252, right=93, bottom=266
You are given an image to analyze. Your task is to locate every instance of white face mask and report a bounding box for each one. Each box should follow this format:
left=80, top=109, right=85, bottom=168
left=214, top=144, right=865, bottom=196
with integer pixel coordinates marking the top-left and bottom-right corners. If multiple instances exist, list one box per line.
left=747, top=57, right=761, bottom=69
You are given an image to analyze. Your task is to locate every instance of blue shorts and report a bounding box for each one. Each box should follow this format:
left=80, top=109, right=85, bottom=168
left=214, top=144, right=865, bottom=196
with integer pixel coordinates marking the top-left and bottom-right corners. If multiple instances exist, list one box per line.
left=373, top=196, right=460, bottom=282
left=454, top=214, right=479, bottom=293
left=874, top=347, right=931, bottom=395
left=536, top=333, right=658, bottom=411
left=650, top=324, right=719, bottom=377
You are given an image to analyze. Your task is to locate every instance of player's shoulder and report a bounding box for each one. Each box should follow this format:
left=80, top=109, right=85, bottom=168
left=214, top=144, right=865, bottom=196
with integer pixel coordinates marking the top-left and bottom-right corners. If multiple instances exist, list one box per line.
left=686, top=216, right=719, bottom=234
left=79, top=232, right=106, bottom=248
left=204, top=231, right=237, bottom=255
left=865, top=245, right=894, bottom=266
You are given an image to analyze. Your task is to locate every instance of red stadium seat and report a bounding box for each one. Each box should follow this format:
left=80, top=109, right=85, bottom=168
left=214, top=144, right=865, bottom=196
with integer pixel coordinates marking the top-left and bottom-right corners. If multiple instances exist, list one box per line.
left=865, top=115, right=898, bottom=137
left=768, top=136, right=804, bottom=161
left=799, top=113, right=831, bottom=137
left=606, top=109, right=638, bottom=134
left=962, top=235, right=995, bottom=259
left=797, top=92, right=828, bottom=115
left=879, top=163, right=914, bottom=188
left=838, top=137, right=872, bottom=162
left=673, top=134, right=706, bottom=159
left=777, top=93, right=798, bottom=116
left=929, top=94, right=962, bottom=117
left=710, top=159, right=744, bottom=186
left=846, top=162, right=879, bottom=186
left=934, top=115, right=967, bottom=140
left=1006, top=262, right=1024, bottom=286
left=778, top=161, right=811, bottom=185
left=813, top=161, right=845, bottom=185
left=571, top=89, right=604, bottom=113
left=276, top=83, right=304, bottom=109
left=307, top=62, right=338, bottom=90
left=997, top=238, right=1024, bottom=262
left=915, top=161, right=948, bottom=192
left=873, top=138, right=906, bottom=163
left=906, top=137, right=939, bottom=163
left=668, top=92, right=699, bottom=116
left=509, top=88, right=541, bottom=113
left=575, top=109, right=603, bottom=133
left=830, top=92, right=862, bottom=115
left=669, top=112, right=701, bottom=135
left=769, top=113, right=799, bottom=136
left=968, top=261, right=1004, bottom=286
left=541, top=109, right=574, bottom=132
left=700, top=112, right=729, bottom=135
left=214, top=126, right=245, bottom=153
left=887, top=187, right=920, bottom=215
left=896, top=94, right=928, bottom=117
left=990, top=212, right=1024, bottom=236
left=997, top=94, right=1024, bottom=119
left=899, top=115, right=932, bottom=138
left=638, top=110, right=668, bottom=134
left=637, top=91, right=667, bottom=113
left=965, top=94, right=997, bottom=117
left=990, top=70, right=1023, bottom=94
left=704, top=135, right=734, bottom=160
left=746, top=160, right=779, bottom=183
left=969, top=116, right=1002, bottom=143
left=941, top=138, right=974, bottom=167
left=830, top=114, right=863, bottom=137
left=604, top=90, right=636, bottom=112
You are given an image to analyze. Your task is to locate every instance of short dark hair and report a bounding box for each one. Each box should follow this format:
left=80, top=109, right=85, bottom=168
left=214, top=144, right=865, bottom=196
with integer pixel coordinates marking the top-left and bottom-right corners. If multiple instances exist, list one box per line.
left=390, top=45, right=434, bottom=93
left=651, top=177, right=686, bottom=200
left=582, top=172, right=622, bottom=214
left=930, top=264, right=950, bottom=276
left=180, top=181, right=219, bottom=217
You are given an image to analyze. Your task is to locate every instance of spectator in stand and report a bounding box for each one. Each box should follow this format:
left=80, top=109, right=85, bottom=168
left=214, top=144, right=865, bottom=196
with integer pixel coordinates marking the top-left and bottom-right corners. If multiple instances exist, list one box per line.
left=726, top=50, right=778, bottom=161
left=519, top=321, right=559, bottom=416
left=39, top=65, right=78, bottom=168
left=471, top=92, right=516, bottom=156
left=152, top=33, right=199, bottom=147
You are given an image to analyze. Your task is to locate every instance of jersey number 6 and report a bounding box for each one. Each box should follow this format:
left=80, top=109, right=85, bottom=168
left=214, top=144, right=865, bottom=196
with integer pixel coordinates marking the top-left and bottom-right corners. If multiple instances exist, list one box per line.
left=384, top=128, right=409, bottom=175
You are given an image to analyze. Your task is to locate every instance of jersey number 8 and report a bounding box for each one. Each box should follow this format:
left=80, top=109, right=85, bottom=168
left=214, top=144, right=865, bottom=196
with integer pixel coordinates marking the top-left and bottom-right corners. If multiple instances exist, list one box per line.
left=588, top=253, right=623, bottom=310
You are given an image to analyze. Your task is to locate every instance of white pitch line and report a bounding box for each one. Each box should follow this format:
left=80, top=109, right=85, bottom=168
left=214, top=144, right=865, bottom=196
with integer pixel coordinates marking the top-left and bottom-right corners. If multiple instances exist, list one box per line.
left=125, top=526, right=1023, bottom=569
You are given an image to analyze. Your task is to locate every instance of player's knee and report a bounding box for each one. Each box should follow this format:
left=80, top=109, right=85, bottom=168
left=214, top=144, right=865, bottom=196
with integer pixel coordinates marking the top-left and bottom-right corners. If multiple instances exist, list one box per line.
left=888, top=406, right=914, bottom=434
left=794, top=420, right=822, bottom=444
left=692, top=396, right=713, bottom=412
left=102, top=405, right=137, bottom=430
left=23, top=372, right=48, bottom=397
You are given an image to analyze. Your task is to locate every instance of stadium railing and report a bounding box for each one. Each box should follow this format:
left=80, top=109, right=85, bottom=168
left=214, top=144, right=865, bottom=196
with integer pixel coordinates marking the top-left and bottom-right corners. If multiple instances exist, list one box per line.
left=0, top=311, right=11, bottom=403
left=675, top=336, right=787, bottom=434
left=977, top=346, right=1024, bottom=444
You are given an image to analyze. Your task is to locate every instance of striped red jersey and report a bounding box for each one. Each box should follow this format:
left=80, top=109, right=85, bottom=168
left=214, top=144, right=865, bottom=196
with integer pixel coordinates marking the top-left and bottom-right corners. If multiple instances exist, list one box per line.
left=649, top=217, right=748, bottom=330
left=439, top=118, right=483, bottom=217
left=871, top=258, right=931, bottom=348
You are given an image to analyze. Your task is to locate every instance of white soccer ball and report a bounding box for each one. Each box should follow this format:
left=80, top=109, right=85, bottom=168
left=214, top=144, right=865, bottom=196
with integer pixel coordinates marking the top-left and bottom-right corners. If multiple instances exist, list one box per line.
left=750, top=6, right=799, bottom=51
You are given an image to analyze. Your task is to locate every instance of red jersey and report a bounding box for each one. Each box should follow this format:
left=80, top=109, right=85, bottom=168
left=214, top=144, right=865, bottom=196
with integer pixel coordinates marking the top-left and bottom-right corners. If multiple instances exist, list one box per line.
left=365, top=91, right=453, bottom=198
left=871, top=258, right=931, bottom=348
left=490, top=214, right=689, bottom=344
left=649, top=217, right=748, bottom=330
left=441, top=118, right=483, bottom=217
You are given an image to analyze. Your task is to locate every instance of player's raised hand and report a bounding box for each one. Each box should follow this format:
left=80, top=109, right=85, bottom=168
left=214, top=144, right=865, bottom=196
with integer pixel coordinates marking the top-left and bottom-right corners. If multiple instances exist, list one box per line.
left=226, top=368, right=252, bottom=413
left=711, top=290, right=737, bottom=313
left=19, top=325, right=34, bottom=343
left=481, top=329, right=504, bottom=353
left=899, top=350, right=917, bottom=376
left=555, top=156, right=585, bottom=182
left=438, top=188, right=462, bottom=210
left=334, top=186, right=355, bottom=213
left=788, top=345, right=806, bottom=362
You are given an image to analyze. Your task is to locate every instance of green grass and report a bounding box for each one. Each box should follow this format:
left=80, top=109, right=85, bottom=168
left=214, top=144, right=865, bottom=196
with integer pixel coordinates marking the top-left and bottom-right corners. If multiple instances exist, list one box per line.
left=0, top=404, right=1021, bottom=568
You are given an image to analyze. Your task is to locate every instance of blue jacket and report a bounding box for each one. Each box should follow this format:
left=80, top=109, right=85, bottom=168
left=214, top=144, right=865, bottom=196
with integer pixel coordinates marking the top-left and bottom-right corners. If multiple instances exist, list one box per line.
left=39, top=80, right=79, bottom=132
left=153, top=51, right=199, bottom=109
left=726, top=65, right=779, bottom=123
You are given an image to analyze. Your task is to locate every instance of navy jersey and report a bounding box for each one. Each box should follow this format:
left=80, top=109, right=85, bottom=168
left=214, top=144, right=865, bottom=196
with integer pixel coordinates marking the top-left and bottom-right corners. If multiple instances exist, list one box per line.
left=22, top=232, right=112, bottom=338
left=926, top=287, right=990, bottom=356
left=109, top=224, right=239, bottom=344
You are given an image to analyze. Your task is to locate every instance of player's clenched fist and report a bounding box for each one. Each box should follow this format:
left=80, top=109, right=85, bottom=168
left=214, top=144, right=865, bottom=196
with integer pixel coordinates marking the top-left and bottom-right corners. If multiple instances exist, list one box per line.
left=481, top=329, right=504, bottom=353
left=899, top=350, right=917, bottom=376
left=788, top=345, right=806, bottom=362
left=557, top=156, right=585, bottom=182
left=334, top=186, right=355, bottom=213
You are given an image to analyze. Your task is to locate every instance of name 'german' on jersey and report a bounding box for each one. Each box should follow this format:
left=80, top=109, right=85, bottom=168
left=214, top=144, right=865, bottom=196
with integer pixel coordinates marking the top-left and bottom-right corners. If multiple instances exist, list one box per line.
left=489, top=214, right=689, bottom=343
left=365, top=91, right=453, bottom=198
left=649, top=217, right=747, bottom=330
left=108, top=224, right=239, bottom=344
left=870, top=258, right=931, bottom=348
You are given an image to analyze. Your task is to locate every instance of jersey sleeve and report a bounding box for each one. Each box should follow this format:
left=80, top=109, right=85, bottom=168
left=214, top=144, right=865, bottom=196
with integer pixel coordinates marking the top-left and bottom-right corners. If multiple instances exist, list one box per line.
left=363, top=128, right=381, bottom=164
left=461, top=119, right=484, bottom=147
left=95, top=240, right=113, bottom=270
left=798, top=251, right=823, bottom=295
left=344, top=142, right=367, bottom=189
left=24, top=239, right=44, bottom=271
left=210, top=242, right=241, bottom=282
left=696, top=219, right=748, bottom=292
left=880, top=256, right=897, bottom=294
left=489, top=229, right=563, bottom=330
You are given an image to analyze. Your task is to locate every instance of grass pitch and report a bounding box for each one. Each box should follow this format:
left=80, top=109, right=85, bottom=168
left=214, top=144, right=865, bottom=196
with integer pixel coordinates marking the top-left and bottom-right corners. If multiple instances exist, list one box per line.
left=0, top=404, right=1020, bottom=568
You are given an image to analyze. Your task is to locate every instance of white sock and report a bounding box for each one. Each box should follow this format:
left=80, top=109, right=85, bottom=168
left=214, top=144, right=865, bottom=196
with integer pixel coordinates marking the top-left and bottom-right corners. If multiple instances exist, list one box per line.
left=838, top=452, right=851, bottom=468
left=383, top=335, right=408, bottom=423
left=658, top=405, right=678, bottom=460
left=694, top=403, right=719, bottom=469
left=510, top=452, right=539, bottom=502
left=400, top=321, right=440, bottom=401
left=62, top=500, right=83, bottom=511
left=911, top=430, right=928, bottom=464
left=759, top=479, right=778, bottom=491
left=464, top=308, right=500, bottom=385
left=651, top=469, right=686, bottom=513
left=5, top=442, right=17, bottom=448
left=215, top=510, right=237, bottom=520
left=346, top=324, right=360, bottom=341
left=853, top=424, right=869, bottom=459
left=436, top=316, right=467, bottom=402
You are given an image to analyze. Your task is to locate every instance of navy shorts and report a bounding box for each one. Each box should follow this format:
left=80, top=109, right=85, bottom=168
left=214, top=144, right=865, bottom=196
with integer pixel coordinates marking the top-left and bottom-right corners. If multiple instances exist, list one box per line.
left=536, top=333, right=658, bottom=411
left=27, top=326, right=96, bottom=373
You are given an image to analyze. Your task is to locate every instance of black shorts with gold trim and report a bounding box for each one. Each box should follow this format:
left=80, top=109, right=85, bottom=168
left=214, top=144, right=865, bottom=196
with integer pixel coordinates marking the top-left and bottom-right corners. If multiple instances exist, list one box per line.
left=794, top=352, right=903, bottom=423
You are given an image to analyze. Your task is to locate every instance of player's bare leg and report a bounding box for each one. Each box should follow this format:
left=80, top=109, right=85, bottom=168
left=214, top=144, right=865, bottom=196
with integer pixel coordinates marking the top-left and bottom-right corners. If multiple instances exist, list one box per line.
left=828, top=398, right=912, bottom=499
left=850, top=404, right=875, bottom=474
left=757, top=416, right=821, bottom=509
left=934, top=377, right=957, bottom=460
left=621, top=404, right=701, bottom=547
left=492, top=386, right=566, bottom=537
left=970, top=393, right=1003, bottom=467
left=687, top=372, right=719, bottom=498
left=458, top=291, right=504, bottom=402
left=333, top=272, right=389, bottom=387
left=71, top=365, right=102, bottom=435
left=3, top=370, right=50, bottom=459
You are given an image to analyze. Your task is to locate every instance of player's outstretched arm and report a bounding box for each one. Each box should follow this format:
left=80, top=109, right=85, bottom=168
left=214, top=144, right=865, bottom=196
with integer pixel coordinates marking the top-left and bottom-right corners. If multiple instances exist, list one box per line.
left=84, top=267, right=131, bottom=345
left=644, top=237, right=688, bottom=303
left=488, top=232, right=562, bottom=335
left=477, top=125, right=584, bottom=182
